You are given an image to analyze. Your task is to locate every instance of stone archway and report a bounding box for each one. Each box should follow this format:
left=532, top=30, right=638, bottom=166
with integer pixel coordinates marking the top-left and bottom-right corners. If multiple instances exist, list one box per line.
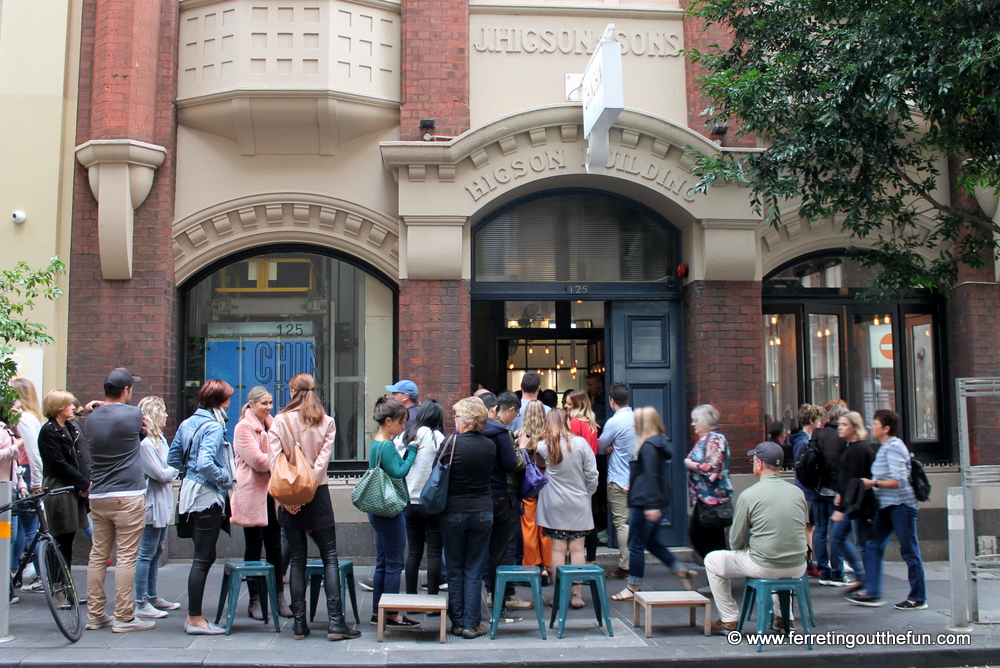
left=172, top=192, right=399, bottom=284
left=380, top=103, right=762, bottom=283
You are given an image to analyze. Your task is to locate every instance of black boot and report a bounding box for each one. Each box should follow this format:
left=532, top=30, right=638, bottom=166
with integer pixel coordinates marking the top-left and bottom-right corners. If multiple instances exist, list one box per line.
left=327, top=613, right=361, bottom=641
left=293, top=613, right=310, bottom=640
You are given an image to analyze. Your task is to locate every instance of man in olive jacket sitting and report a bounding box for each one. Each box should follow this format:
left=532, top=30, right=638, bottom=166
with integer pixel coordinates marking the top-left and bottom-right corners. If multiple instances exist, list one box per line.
left=705, top=442, right=808, bottom=634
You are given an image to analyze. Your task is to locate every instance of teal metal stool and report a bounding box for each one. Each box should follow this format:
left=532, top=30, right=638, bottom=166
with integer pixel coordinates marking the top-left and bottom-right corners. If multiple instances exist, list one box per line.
left=737, top=576, right=816, bottom=651
left=215, top=561, right=280, bottom=635
left=306, top=559, right=360, bottom=623
left=548, top=564, right=614, bottom=639
left=490, top=565, right=546, bottom=639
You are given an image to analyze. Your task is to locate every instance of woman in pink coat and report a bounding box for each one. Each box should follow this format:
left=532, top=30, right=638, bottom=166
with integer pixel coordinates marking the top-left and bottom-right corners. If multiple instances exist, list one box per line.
left=231, top=386, right=291, bottom=619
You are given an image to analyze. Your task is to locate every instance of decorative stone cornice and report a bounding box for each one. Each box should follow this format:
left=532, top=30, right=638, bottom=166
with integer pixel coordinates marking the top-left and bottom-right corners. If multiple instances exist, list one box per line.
left=75, top=139, right=168, bottom=280
left=172, top=192, right=399, bottom=284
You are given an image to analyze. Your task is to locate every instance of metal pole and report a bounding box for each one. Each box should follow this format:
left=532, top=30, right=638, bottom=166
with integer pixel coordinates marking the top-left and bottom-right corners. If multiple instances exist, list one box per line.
left=0, top=480, right=13, bottom=642
left=948, top=486, right=969, bottom=628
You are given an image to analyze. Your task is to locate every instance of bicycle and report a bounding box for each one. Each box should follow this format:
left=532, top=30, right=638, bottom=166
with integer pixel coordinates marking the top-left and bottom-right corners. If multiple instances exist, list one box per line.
left=4, top=486, right=83, bottom=642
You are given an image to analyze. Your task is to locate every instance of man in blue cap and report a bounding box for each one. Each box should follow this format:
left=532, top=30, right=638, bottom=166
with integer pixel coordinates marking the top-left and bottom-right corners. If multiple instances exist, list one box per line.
left=385, top=380, right=419, bottom=428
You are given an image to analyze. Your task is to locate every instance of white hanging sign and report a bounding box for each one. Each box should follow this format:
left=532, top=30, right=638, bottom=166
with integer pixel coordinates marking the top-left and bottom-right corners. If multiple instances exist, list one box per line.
left=582, top=24, right=623, bottom=175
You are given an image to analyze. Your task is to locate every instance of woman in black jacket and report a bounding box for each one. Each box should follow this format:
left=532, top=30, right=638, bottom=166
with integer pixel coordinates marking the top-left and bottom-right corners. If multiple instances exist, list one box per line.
left=37, top=390, right=90, bottom=564
left=830, top=410, right=875, bottom=588
left=613, top=406, right=696, bottom=601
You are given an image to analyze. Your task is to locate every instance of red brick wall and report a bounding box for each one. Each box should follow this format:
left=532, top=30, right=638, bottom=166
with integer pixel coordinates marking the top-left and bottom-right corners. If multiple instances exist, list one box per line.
left=68, top=0, right=180, bottom=421
left=397, top=280, right=472, bottom=424
left=684, top=280, right=765, bottom=474
left=399, top=0, right=470, bottom=140
left=680, top=0, right=755, bottom=148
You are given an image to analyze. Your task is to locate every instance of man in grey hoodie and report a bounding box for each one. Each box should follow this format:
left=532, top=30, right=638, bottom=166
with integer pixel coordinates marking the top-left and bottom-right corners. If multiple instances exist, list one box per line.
left=84, top=368, right=155, bottom=634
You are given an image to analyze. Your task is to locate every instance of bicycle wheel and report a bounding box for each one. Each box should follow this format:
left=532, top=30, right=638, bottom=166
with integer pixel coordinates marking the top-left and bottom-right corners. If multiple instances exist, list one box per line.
left=38, top=537, right=82, bottom=642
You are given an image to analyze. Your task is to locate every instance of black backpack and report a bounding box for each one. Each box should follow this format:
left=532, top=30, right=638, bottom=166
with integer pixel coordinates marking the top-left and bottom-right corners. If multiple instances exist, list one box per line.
left=794, top=438, right=826, bottom=490
left=910, top=457, right=931, bottom=502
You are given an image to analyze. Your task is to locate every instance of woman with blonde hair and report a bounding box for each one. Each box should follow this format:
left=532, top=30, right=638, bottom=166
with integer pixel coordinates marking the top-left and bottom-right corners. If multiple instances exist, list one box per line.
left=564, top=390, right=599, bottom=561
left=232, top=386, right=291, bottom=619
left=270, top=374, right=359, bottom=641
left=133, top=396, right=181, bottom=618
left=612, top=407, right=696, bottom=601
left=516, top=400, right=551, bottom=581
left=535, top=409, right=598, bottom=609
left=830, top=410, right=874, bottom=588
left=11, top=379, right=43, bottom=493
left=36, top=390, right=90, bottom=566
left=441, top=397, right=495, bottom=638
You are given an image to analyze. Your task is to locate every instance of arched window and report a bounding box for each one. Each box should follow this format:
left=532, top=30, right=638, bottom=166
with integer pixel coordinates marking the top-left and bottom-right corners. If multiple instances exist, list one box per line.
left=763, top=252, right=946, bottom=459
left=182, top=249, right=395, bottom=461
left=474, top=190, right=680, bottom=291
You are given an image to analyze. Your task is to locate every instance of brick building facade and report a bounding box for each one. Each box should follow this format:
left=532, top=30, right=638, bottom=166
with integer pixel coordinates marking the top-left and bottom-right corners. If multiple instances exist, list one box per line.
left=59, top=0, right=999, bottom=558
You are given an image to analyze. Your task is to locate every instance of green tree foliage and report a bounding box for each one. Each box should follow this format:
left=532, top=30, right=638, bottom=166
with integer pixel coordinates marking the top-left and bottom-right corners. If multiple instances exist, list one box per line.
left=686, top=0, right=1000, bottom=297
left=0, top=258, right=65, bottom=419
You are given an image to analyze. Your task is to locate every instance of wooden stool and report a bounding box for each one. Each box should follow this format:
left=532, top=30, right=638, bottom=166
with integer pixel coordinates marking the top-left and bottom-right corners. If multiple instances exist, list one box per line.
left=632, top=591, right=712, bottom=638
left=376, top=594, right=448, bottom=643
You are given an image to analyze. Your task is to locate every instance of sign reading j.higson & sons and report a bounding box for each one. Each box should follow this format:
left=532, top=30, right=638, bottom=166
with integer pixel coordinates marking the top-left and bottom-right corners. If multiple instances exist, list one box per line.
left=473, top=27, right=682, bottom=58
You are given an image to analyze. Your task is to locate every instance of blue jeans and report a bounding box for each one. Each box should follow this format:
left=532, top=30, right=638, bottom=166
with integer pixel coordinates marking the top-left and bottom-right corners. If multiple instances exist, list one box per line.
left=627, top=507, right=683, bottom=587
left=864, top=504, right=925, bottom=602
left=135, top=525, right=168, bottom=603
left=812, top=496, right=836, bottom=577
left=369, top=512, right=406, bottom=615
left=829, top=514, right=864, bottom=581
left=440, top=510, right=493, bottom=629
left=10, top=513, right=39, bottom=575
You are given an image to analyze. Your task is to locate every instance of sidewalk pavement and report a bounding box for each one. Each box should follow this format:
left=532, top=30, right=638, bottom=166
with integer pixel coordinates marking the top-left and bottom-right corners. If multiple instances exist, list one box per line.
left=2, top=560, right=999, bottom=668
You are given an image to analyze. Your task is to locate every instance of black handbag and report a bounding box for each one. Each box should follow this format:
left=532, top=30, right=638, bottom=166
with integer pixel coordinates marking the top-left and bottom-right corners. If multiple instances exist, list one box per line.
left=697, top=497, right=734, bottom=529
left=420, top=434, right=456, bottom=514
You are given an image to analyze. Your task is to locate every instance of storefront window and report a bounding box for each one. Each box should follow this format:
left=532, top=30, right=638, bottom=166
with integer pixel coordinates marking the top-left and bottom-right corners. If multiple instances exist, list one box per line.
left=763, top=251, right=945, bottom=458
left=809, top=314, right=841, bottom=406
left=906, top=313, right=938, bottom=441
left=851, top=313, right=897, bottom=425
left=764, top=313, right=799, bottom=431
left=183, top=251, right=395, bottom=461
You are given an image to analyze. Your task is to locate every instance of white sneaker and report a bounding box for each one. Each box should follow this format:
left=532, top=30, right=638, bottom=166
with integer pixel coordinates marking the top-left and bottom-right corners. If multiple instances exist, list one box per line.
left=22, top=563, right=36, bottom=581
left=148, top=596, right=182, bottom=611
left=21, top=578, right=43, bottom=593
left=112, top=617, right=156, bottom=633
left=135, top=601, right=168, bottom=618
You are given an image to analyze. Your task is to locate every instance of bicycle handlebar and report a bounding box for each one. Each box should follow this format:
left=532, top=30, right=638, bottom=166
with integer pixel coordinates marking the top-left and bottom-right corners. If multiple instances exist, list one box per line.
left=0, top=485, right=76, bottom=513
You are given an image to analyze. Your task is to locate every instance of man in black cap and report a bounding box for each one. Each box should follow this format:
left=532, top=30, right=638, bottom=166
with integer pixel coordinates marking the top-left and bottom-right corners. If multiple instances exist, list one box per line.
left=705, top=441, right=808, bottom=635
left=84, top=367, right=155, bottom=633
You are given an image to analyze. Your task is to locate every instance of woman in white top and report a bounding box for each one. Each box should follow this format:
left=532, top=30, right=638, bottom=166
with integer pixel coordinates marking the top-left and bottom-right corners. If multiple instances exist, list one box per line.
left=400, top=400, right=445, bottom=596
left=134, top=396, right=181, bottom=618
left=535, top=409, right=598, bottom=609
left=11, top=378, right=44, bottom=591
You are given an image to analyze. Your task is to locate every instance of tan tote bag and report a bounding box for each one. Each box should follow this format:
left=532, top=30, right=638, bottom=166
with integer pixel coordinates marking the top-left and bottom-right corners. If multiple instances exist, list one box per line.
left=268, top=415, right=319, bottom=505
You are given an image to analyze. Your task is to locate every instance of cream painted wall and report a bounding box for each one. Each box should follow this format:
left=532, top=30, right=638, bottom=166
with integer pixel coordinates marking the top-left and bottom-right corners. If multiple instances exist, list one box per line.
left=362, top=272, right=394, bottom=451
left=469, top=6, right=686, bottom=129
left=0, top=0, right=81, bottom=396
left=173, top=124, right=401, bottom=227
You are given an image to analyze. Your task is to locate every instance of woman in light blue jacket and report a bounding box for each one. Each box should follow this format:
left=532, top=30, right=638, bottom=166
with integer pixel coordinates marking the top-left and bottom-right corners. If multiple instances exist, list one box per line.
left=134, top=396, right=180, bottom=618
left=167, top=379, right=235, bottom=635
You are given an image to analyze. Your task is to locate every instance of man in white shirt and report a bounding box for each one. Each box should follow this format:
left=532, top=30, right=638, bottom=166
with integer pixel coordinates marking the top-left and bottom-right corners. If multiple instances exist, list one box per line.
left=598, top=383, right=635, bottom=579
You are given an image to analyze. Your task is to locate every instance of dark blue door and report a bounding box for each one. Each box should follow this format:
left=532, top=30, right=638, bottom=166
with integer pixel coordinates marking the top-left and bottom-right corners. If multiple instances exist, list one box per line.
left=607, top=301, right=686, bottom=545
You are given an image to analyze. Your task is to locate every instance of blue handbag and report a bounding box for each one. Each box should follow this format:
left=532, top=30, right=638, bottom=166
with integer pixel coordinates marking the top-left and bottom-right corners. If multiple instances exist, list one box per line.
left=518, top=449, right=548, bottom=499
left=419, top=434, right=456, bottom=514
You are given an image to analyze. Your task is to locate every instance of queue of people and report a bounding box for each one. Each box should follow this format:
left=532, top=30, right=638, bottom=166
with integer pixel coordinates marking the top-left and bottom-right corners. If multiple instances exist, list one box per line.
left=3, top=367, right=929, bottom=643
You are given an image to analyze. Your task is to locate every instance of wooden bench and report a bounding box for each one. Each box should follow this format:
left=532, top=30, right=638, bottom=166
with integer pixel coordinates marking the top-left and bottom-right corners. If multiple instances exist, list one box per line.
left=632, top=591, right=712, bottom=638
left=376, top=594, right=448, bottom=643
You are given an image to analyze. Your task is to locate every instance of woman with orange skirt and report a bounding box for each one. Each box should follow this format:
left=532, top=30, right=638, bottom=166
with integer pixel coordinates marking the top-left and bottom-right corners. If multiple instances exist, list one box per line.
left=516, top=400, right=551, bottom=583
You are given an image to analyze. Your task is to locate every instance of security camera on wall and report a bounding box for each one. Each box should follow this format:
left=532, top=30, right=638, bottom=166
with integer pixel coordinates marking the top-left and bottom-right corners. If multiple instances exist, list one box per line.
left=12, top=211, right=26, bottom=224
